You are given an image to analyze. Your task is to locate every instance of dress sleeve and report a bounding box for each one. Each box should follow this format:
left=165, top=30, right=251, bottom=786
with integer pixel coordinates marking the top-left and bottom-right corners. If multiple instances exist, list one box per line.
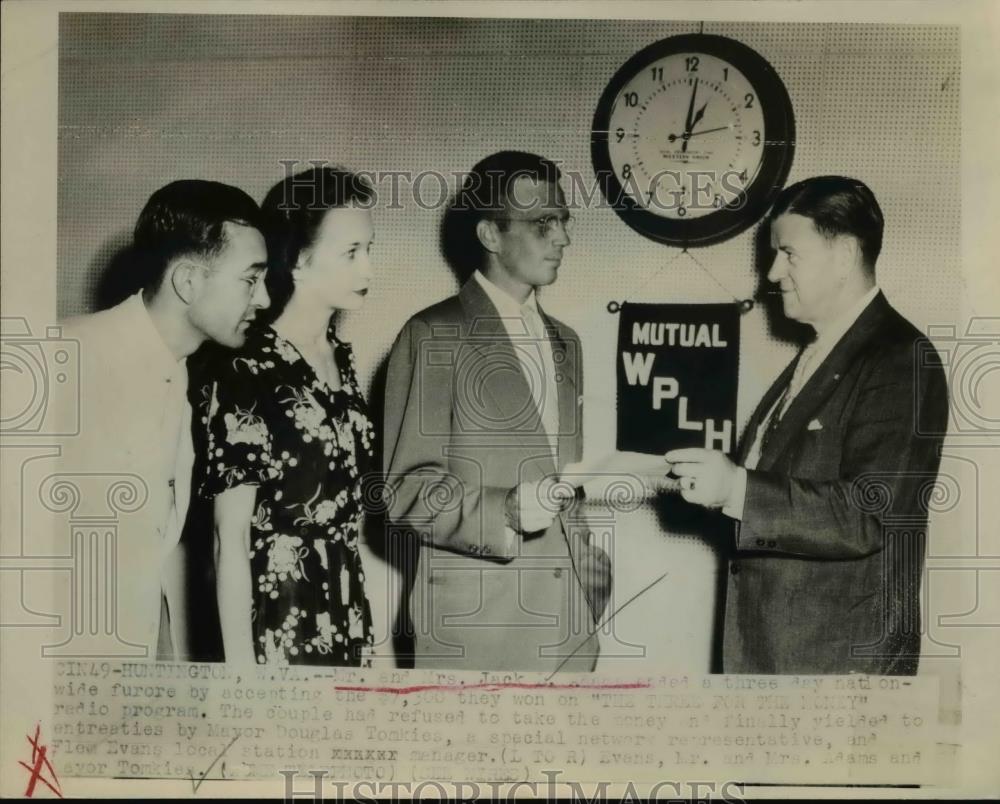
left=199, top=353, right=283, bottom=499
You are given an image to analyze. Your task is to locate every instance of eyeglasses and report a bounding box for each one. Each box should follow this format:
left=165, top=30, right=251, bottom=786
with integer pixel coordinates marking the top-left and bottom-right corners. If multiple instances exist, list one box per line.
left=191, top=260, right=267, bottom=294
left=493, top=214, right=576, bottom=237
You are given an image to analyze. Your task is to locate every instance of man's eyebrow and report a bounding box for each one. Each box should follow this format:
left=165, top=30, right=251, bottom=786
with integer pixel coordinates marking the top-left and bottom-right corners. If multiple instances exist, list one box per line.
left=246, top=262, right=267, bottom=271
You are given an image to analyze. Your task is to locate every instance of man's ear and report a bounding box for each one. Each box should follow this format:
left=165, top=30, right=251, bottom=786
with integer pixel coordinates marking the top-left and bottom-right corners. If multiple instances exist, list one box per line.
left=475, top=218, right=502, bottom=255
left=168, top=259, right=201, bottom=305
left=833, top=234, right=859, bottom=277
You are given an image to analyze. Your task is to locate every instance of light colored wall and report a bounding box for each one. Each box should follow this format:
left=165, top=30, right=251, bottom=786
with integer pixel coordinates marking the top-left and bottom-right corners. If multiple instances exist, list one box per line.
left=58, top=15, right=960, bottom=669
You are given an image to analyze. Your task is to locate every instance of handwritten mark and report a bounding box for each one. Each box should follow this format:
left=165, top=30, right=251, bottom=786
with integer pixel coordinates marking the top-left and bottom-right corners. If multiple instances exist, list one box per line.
left=19, top=724, right=63, bottom=798
left=547, top=570, right=669, bottom=680
left=332, top=680, right=649, bottom=695
left=189, top=734, right=239, bottom=794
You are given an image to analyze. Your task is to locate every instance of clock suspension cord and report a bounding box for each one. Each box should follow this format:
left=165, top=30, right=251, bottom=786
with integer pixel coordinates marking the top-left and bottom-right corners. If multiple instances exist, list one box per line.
left=606, top=246, right=755, bottom=315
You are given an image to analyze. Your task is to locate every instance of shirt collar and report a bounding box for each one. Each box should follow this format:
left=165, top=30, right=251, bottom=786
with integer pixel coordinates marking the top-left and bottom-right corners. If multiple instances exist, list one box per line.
left=811, top=285, right=880, bottom=349
left=128, top=291, right=187, bottom=377
left=473, top=270, right=538, bottom=317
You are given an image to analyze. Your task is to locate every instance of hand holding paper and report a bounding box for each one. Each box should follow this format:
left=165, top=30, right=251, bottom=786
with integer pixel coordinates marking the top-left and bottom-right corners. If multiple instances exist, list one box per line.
left=664, top=447, right=738, bottom=507
left=505, top=476, right=573, bottom=534
left=559, top=450, right=681, bottom=503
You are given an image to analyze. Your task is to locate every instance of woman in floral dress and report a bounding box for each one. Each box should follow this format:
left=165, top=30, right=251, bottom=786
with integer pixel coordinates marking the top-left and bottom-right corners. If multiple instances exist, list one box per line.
left=197, top=166, right=376, bottom=666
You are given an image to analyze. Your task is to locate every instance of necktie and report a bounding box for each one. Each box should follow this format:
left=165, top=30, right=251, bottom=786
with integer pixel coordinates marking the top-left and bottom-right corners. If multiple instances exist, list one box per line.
left=757, top=342, right=816, bottom=457
left=521, top=304, right=560, bottom=455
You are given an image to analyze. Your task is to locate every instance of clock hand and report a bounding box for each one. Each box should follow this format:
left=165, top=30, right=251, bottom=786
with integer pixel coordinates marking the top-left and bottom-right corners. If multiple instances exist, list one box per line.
left=684, top=125, right=730, bottom=139
left=682, top=78, right=699, bottom=153
left=667, top=125, right=730, bottom=144
left=682, top=98, right=709, bottom=153
left=689, top=101, right=709, bottom=133
left=684, top=77, right=699, bottom=134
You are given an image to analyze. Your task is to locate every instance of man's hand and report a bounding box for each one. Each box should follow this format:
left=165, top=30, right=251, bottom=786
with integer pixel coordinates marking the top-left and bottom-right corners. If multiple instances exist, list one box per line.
left=505, top=476, right=574, bottom=534
left=664, top=448, right=738, bottom=508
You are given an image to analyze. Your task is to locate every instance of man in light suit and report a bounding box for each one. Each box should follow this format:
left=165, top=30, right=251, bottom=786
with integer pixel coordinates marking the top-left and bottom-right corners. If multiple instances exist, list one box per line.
left=58, top=180, right=270, bottom=659
left=383, top=151, right=611, bottom=672
left=668, top=176, right=948, bottom=675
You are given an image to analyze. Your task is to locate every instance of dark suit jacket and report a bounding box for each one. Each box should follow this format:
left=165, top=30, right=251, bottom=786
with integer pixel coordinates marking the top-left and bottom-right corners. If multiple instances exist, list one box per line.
left=725, top=292, right=948, bottom=675
left=383, top=278, right=611, bottom=672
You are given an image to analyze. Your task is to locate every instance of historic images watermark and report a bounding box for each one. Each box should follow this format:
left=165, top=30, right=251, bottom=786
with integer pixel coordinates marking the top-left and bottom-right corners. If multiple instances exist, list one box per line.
left=273, top=159, right=749, bottom=215
left=279, top=770, right=747, bottom=803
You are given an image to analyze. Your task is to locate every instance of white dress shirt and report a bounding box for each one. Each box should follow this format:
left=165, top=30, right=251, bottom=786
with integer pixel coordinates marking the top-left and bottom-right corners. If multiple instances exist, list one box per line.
left=723, top=285, right=880, bottom=520
left=473, top=270, right=560, bottom=454
left=473, top=271, right=560, bottom=540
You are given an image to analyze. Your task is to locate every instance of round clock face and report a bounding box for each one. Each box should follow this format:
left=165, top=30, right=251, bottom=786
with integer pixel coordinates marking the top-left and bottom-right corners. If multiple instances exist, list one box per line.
left=592, top=34, right=795, bottom=247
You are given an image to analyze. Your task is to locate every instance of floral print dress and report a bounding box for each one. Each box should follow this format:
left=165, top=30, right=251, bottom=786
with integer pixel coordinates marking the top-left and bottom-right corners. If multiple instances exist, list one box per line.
left=195, top=322, right=375, bottom=666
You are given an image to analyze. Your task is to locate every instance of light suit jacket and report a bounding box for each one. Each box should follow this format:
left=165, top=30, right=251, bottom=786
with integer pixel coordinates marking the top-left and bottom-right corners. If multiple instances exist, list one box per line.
left=725, top=292, right=949, bottom=674
left=383, top=278, right=611, bottom=672
left=58, top=294, right=190, bottom=658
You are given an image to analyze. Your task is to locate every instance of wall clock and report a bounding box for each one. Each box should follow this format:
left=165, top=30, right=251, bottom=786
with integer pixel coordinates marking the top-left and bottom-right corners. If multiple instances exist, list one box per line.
left=591, top=33, right=795, bottom=248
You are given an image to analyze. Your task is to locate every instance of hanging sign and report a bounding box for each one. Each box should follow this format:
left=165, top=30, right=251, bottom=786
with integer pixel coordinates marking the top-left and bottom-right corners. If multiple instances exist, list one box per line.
left=616, top=302, right=740, bottom=455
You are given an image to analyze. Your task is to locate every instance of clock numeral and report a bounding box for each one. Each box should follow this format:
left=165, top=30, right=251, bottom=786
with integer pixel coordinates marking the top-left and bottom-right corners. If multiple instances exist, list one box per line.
left=723, top=67, right=729, bottom=81
left=615, top=127, right=625, bottom=143
left=677, top=204, right=688, bottom=217
left=744, top=93, right=755, bottom=109
left=752, top=129, right=761, bottom=146
left=685, top=56, right=700, bottom=73
left=650, top=67, right=663, bottom=82
left=622, top=163, right=632, bottom=179
left=739, top=168, right=748, bottom=184
left=623, top=92, right=638, bottom=107
left=713, top=194, right=724, bottom=209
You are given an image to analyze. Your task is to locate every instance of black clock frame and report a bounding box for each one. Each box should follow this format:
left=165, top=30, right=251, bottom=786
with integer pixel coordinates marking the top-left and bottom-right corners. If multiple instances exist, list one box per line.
left=591, top=33, right=796, bottom=248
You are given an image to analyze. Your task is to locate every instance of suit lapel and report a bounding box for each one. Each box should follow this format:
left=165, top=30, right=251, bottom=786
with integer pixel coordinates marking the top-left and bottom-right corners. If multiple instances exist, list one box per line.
left=539, top=304, right=578, bottom=471
left=459, top=282, right=592, bottom=607
left=457, top=280, right=557, bottom=477
left=536, top=304, right=592, bottom=614
left=738, top=358, right=797, bottom=465
left=757, top=292, right=891, bottom=471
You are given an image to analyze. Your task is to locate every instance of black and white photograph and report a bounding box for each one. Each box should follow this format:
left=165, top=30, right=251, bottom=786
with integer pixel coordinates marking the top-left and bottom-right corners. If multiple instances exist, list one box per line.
left=1, top=0, right=998, bottom=799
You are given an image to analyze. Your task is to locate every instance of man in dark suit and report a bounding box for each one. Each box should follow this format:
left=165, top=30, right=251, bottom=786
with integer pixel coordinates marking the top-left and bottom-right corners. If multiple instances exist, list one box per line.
left=668, top=176, right=948, bottom=675
left=383, top=151, right=611, bottom=672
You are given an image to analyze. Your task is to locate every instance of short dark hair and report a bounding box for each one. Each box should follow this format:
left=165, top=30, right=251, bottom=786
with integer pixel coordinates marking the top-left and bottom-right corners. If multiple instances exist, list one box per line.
left=449, top=150, right=564, bottom=270
left=769, top=175, right=884, bottom=271
left=133, top=179, right=262, bottom=292
left=259, top=165, right=375, bottom=319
